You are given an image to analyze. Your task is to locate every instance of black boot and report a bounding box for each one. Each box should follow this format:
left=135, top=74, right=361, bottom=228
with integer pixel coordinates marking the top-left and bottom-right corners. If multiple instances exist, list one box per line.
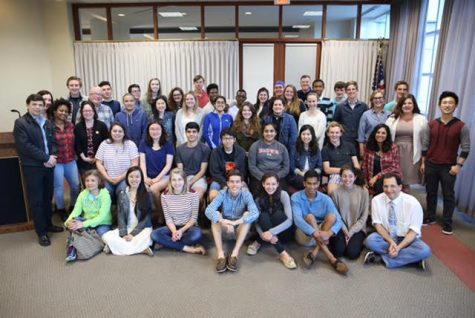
left=57, top=209, right=68, bottom=222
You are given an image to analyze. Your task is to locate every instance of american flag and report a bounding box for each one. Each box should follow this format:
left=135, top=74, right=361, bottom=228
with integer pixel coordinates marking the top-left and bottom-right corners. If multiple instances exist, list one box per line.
left=372, top=53, right=385, bottom=92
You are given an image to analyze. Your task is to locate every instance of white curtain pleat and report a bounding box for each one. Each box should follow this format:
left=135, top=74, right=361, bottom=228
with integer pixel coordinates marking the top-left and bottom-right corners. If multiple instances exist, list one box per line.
left=427, top=0, right=475, bottom=216
left=74, top=41, right=239, bottom=100
left=320, top=40, right=379, bottom=103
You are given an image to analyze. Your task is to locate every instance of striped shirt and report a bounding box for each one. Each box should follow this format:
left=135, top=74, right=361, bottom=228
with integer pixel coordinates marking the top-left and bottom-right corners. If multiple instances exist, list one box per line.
left=161, top=190, right=200, bottom=226
left=95, top=140, right=139, bottom=178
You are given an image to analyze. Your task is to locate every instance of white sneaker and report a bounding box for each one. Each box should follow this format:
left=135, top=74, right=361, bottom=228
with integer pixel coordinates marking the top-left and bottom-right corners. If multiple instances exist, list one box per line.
left=246, top=241, right=261, bottom=256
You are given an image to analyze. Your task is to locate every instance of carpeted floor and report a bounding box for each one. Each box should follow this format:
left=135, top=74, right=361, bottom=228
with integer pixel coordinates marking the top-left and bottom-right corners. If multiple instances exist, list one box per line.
left=1, top=222, right=474, bottom=318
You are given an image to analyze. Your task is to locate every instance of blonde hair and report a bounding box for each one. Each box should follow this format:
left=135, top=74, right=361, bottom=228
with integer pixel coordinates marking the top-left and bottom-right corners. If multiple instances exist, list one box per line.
left=326, top=121, right=345, bottom=134
left=284, top=84, right=302, bottom=117
left=184, top=91, right=198, bottom=112
left=167, top=168, right=188, bottom=195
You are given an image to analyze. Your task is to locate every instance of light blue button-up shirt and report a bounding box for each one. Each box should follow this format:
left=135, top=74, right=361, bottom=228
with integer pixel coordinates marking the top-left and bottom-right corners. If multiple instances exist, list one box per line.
left=205, top=189, right=259, bottom=224
left=291, top=190, right=342, bottom=236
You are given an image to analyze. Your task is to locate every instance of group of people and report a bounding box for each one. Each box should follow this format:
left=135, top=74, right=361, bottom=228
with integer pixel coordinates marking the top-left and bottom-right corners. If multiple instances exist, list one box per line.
left=13, top=73, right=469, bottom=274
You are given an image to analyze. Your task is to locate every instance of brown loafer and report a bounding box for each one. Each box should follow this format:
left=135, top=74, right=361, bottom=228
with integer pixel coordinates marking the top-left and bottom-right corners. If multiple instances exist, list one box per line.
left=227, top=256, right=238, bottom=272
left=216, top=257, right=227, bottom=273
left=302, top=251, right=316, bottom=269
left=330, top=258, right=348, bottom=275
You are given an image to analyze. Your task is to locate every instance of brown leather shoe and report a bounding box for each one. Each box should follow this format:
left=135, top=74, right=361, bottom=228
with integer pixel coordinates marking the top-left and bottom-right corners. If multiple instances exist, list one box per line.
left=216, top=257, right=227, bottom=273
left=227, top=256, right=238, bottom=272
left=330, top=258, right=348, bottom=275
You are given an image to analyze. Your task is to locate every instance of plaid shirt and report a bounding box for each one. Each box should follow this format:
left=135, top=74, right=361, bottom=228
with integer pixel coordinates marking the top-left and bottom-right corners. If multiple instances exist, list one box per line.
left=55, top=121, right=76, bottom=163
left=362, top=143, right=402, bottom=184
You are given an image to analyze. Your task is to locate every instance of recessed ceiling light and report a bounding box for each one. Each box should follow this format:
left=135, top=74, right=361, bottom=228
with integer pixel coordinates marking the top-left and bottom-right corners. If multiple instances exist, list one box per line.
left=244, top=11, right=252, bottom=15
left=159, top=12, right=184, bottom=18
left=117, top=13, right=125, bottom=17
left=303, top=11, right=322, bottom=16
left=179, top=26, right=198, bottom=31
left=285, top=35, right=299, bottom=38
left=292, top=25, right=311, bottom=29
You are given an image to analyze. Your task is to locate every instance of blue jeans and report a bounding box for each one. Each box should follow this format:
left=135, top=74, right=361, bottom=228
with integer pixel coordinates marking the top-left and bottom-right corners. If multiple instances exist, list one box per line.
left=104, top=179, right=127, bottom=201
left=365, top=232, right=432, bottom=268
left=74, top=217, right=111, bottom=236
left=151, top=226, right=202, bottom=251
left=54, top=161, right=80, bottom=209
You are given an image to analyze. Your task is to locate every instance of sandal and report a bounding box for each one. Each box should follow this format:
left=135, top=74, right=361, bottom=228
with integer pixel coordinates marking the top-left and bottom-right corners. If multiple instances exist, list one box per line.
left=302, top=251, right=317, bottom=269
left=330, top=258, right=348, bottom=275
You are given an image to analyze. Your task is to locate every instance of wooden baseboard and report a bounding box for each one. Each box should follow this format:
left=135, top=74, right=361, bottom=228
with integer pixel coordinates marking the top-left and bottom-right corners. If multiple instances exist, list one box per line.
left=0, top=222, right=34, bottom=234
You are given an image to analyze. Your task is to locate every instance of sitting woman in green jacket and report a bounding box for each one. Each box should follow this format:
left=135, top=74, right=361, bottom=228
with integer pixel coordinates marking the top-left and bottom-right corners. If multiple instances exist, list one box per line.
left=64, top=169, right=112, bottom=262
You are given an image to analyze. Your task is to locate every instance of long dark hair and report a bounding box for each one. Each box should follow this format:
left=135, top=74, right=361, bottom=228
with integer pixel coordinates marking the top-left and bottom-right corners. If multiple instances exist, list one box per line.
left=365, top=124, right=392, bottom=152
left=257, top=172, right=282, bottom=215
left=107, top=122, right=129, bottom=144
left=167, top=87, right=184, bottom=113
left=391, top=94, right=421, bottom=119
left=296, top=125, right=319, bottom=155
left=339, top=165, right=364, bottom=186
left=151, top=95, right=171, bottom=119
left=145, top=121, right=168, bottom=147
left=125, top=166, right=151, bottom=220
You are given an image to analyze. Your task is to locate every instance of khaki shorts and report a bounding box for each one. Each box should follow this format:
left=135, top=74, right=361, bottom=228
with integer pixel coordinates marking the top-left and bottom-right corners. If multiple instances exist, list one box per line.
left=295, top=225, right=323, bottom=247
left=186, top=175, right=208, bottom=191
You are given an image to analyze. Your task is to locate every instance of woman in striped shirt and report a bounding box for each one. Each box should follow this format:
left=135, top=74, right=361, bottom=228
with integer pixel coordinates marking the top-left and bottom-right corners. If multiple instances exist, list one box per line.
left=151, top=168, right=205, bottom=255
left=95, top=122, right=139, bottom=199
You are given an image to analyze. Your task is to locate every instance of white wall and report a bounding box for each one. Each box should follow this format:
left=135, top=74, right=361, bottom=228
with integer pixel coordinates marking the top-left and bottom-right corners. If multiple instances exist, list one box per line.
left=0, top=0, right=75, bottom=132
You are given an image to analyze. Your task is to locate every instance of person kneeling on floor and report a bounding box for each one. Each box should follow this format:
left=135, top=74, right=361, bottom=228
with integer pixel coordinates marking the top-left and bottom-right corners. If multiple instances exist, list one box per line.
left=205, top=170, right=260, bottom=273
left=364, top=173, right=431, bottom=270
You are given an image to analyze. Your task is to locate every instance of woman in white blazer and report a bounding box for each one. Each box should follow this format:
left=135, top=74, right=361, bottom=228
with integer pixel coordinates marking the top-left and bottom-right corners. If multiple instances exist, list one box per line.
left=385, top=94, right=428, bottom=187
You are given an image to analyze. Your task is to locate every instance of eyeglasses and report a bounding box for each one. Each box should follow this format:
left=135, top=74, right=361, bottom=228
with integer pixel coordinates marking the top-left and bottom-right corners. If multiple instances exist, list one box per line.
left=373, top=97, right=384, bottom=100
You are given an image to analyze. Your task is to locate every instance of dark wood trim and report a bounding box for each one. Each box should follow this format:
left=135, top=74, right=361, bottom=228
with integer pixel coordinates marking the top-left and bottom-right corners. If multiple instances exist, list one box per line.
left=273, top=43, right=285, bottom=83
left=316, top=43, right=322, bottom=78
left=0, top=222, right=34, bottom=235
left=235, top=5, right=239, bottom=39
left=72, top=1, right=391, bottom=42
left=72, top=4, right=81, bottom=41
left=322, top=4, right=327, bottom=39
left=73, top=1, right=390, bottom=8
left=106, top=6, right=113, bottom=40
left=239, top=42, right=243, bottom=89
left=356, top=3, right=362, bottom=39
left=239, top=38, right=322, bottom=44
left=153, top=4, right=158, bottom=39
left=0, top=133, right=17, bottom=158
left=278, top=5, right=283, bottom=39
left=200, top=5, right=205, bottom=39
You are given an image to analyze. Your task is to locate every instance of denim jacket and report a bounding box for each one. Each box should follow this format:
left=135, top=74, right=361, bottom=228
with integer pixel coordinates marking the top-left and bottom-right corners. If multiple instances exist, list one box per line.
left=262, top=113, right=298, bottom=152
left=117, top=189, right=152, bottom=237
left=289, top=147, right=322, bottom=176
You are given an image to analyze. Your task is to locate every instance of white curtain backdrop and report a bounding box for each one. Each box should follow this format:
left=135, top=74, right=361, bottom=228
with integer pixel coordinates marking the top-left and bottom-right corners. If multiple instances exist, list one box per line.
left=320, top=40, right=380, bottom=103
left=427, top=0, right=475, bottom=216
left=74, top=41, right=239, bottom=100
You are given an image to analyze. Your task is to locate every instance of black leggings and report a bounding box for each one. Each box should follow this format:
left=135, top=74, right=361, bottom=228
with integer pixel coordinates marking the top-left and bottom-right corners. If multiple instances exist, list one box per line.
left=329, top=230, right=366, bottom=260
left=256, top=210, right=294, bottom=254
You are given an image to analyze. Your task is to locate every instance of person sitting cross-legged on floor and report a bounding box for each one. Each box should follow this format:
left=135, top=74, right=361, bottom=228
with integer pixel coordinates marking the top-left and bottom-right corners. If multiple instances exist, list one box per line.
left=364, top=173, right=432, bottom=269
left=291, top=170, right=349, bottom=275
left=205, top=170, right=260, bottom=273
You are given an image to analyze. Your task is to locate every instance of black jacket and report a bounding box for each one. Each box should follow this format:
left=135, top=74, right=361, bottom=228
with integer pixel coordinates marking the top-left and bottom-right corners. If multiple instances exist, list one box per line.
left=209, top=144, right=248, bottom=187
left=74, top=119, right=109, bottom=170
left=13, top=113, right=58, bottom=167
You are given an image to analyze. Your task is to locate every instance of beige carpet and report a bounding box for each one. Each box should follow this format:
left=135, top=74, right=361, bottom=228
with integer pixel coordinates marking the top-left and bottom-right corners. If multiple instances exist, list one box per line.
left=1, top=226, right=474, bottom=318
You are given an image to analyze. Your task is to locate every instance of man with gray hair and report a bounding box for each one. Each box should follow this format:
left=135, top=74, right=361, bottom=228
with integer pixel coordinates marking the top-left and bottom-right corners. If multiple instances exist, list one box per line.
left=77, top=86, right=114, bottom=129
